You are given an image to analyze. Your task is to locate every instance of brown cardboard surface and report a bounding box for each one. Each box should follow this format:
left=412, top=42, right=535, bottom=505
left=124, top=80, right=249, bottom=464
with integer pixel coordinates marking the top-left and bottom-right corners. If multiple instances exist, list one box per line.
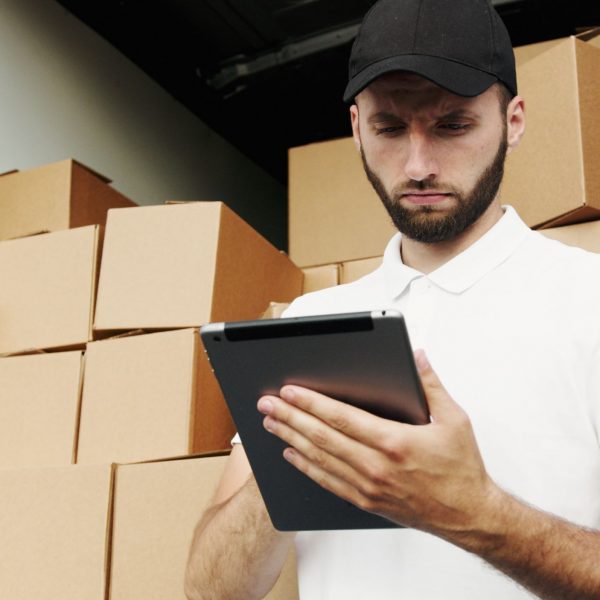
left=540, top=220, right=600, bottom=253
left=302, top=263, right=340, bottom=293
left=110, top=455, right=298, bottom=600
left=513, top=38, right=562, bottom=65
left=504, top=35, right=600, bottom=227
left=0, top=225, right=99, bottom=355
left=77, top=328, right=234, bottom=465
left=0, top=351, right=83, bottom=467
left=0, top=159, right=135, bottom=241
left=340, top=256, right=383, bottom=284
left=288, top=138, right=396, bottom=267
left=94, top=202, right=303, bottom=331
left=0, top=463, right=113, bottom=599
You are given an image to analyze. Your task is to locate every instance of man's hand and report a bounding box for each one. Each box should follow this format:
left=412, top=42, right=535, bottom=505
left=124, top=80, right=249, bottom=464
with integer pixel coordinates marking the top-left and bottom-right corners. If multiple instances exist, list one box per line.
left=257, top=349, right=499, bottom=539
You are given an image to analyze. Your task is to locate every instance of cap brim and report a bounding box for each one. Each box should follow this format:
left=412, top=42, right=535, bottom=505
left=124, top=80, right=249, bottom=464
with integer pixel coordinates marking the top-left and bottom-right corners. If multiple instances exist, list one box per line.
left=343, top=55, right=498, bottom=103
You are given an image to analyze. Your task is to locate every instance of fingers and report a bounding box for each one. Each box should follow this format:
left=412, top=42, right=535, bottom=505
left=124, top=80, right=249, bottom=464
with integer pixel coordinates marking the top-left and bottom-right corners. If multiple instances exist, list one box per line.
left=273, top=384, right=412, bottom=444
left=258, top=393, right=381, bottom=477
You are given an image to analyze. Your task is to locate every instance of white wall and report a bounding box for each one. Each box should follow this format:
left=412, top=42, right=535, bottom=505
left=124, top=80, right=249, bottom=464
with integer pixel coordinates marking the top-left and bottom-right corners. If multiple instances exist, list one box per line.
left=0, top=0, right=287, bottom=248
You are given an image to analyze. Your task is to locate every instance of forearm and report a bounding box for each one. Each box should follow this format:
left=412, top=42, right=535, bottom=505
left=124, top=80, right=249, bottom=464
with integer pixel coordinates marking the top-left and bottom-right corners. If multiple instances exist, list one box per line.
left=446, top=485, right=600, bottom=600
left=185, top=476, right=295, bottom=600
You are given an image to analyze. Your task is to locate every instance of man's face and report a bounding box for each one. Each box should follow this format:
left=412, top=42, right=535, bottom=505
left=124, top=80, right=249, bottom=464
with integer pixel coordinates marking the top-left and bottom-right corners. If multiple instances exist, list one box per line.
left=351, top=74, right=509, bottom=243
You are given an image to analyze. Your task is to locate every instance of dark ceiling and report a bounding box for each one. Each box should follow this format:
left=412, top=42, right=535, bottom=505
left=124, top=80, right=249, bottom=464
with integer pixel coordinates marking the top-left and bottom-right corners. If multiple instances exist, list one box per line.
left=55, top=0, right=599, bottom=186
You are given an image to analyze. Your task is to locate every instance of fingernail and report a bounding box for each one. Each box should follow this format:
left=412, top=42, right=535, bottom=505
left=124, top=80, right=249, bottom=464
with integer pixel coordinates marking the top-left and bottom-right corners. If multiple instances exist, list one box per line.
left=414, top=349, right=430, bottom=373
left=257, top=398, right=273, bottom=414
left=280, top=387, right=295, bottom=402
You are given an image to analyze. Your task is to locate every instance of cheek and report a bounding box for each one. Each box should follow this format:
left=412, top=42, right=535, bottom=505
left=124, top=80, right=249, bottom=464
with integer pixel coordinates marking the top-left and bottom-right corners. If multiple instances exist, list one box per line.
left=364, top=137, right=407, bottom=173
left=440, top=137, right=493, bottom=179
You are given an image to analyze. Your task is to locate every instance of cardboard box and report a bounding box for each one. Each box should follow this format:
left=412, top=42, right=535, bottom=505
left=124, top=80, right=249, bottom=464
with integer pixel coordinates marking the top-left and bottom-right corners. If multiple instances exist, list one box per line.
left=0, top=464, right=113, bottom=599
left=302, top=263, right=340, bottom=293
left=540, top=220, right=600, bottom=253
left=110, top=455, right=298, bottom=600
left=340, top=256, right=382, bottom=284
left=0, top=225, right=100, bottom=355
left=77, top=328, right=232, bottom=464
left=0, top=159, right=135, bottom=241
left=288, top=138, right=396, bottom=267
left=94, top=202, right=303, bottom=332
left=505, top=32, right=600, bottom=228
left=0, top=351, right=83, bottom=467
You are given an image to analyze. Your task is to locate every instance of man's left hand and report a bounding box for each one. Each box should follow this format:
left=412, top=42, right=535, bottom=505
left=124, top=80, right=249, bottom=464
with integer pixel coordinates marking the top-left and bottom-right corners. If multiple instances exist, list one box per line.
left=257, top=349, right=500, bottom=538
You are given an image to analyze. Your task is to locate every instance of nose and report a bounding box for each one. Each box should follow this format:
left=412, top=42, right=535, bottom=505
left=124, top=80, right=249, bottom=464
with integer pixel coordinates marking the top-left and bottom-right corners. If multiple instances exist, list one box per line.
left=403, top=132, right=439, bottom=182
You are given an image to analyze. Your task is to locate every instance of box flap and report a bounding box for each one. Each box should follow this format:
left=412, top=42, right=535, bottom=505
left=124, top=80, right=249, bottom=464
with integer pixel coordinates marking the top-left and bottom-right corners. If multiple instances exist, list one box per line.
left=534, top=205, right=600, bottom=229
left=116, top=449, right=231, bottom=466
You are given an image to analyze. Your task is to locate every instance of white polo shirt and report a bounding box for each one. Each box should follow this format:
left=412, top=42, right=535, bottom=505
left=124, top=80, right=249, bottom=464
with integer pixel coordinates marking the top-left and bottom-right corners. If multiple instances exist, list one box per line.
left=280, top=206, right=600, bottom=599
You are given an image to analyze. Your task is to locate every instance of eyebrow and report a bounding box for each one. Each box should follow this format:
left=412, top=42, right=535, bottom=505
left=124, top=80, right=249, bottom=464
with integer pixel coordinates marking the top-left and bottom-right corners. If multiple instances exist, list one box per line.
left=367, top=108, right=479, bottom=124
left=367, top=111, right=403, bottom=124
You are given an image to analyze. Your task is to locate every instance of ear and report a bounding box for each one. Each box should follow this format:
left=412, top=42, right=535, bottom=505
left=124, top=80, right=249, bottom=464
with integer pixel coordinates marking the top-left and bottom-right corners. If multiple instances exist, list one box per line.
left=350, top=104, right=362, bottom=152
left=506, top=95, right=525, bottom=155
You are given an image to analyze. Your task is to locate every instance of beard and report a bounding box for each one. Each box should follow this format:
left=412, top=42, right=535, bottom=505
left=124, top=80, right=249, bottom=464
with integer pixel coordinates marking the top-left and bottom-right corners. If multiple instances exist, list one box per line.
left=360, top=134, right=508, bottom=243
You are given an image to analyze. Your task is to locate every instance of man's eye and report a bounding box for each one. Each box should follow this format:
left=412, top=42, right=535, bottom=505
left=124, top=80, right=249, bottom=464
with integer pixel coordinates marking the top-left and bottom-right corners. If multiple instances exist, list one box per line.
left=375, top=126, right=403, bottom=135
left=439, top=123, right=470, bottom=132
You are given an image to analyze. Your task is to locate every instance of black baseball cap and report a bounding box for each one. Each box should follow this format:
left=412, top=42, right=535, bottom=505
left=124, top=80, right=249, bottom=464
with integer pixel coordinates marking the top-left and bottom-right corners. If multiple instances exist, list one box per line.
left=343, top=0, right=517, bottom=103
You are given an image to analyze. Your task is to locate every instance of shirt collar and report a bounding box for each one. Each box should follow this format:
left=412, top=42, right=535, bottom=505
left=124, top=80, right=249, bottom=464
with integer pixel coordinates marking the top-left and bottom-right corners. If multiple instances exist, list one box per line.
left=382, top=206, right=533, bottom=299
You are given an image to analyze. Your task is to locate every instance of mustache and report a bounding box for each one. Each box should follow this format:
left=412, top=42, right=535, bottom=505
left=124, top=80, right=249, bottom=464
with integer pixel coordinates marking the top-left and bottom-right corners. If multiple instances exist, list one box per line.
left=394, top=179, right=459, bottom=196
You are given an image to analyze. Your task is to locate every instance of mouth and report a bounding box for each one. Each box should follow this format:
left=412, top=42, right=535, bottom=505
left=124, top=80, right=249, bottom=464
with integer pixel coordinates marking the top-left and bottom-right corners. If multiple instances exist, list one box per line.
left=401, top=192, right=453, bottom=206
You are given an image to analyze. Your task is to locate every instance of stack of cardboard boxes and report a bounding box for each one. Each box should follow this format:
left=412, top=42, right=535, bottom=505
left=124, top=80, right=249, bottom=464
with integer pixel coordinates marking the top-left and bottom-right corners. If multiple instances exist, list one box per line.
left=290, top=30, right=600, bottom=295
left=0, top=162, right=302, bottom=599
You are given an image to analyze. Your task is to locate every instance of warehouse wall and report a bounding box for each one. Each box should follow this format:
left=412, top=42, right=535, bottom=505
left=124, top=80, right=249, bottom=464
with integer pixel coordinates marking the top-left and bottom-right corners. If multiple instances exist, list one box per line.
left=0, top=0, right=287, bottom=248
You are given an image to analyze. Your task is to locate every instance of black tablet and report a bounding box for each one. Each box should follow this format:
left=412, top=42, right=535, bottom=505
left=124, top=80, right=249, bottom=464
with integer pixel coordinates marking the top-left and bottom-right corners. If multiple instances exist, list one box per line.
left=201, top=309, right=429, bottom=531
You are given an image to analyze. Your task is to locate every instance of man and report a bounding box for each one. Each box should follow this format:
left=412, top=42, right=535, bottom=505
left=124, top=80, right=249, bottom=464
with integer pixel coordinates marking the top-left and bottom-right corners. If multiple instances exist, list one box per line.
left=185, top=1, right=600, bottom=598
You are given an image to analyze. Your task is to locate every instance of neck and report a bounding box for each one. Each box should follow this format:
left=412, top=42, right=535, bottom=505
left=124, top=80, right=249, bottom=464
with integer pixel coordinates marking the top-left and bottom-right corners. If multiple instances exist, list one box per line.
left=400, top=201, right=504, bottom=274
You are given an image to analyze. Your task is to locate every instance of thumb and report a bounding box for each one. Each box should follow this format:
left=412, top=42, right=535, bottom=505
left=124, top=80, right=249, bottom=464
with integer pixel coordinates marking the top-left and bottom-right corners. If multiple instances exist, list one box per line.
left=414, top=349, right=462, bottom=423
